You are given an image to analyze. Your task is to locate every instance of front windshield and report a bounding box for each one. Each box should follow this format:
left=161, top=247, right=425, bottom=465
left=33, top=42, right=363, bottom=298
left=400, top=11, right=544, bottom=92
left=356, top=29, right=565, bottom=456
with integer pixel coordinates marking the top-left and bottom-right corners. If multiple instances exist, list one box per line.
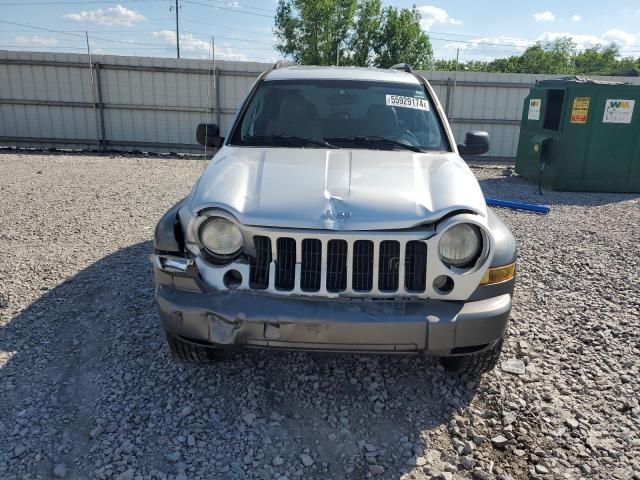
left=229, top=79, right=450, bottom=152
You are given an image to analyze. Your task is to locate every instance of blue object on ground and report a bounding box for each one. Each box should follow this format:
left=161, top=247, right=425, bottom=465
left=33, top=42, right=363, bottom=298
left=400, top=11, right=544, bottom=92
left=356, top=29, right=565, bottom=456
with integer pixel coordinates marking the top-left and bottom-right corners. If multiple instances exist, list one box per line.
left=485, top=197, right=551, bottom=214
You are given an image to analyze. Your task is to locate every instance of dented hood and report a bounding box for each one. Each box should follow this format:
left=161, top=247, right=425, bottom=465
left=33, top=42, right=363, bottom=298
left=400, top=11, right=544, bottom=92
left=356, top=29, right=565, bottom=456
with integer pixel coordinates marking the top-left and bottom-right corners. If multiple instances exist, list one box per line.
left=187, top=146, right=487, bottom=230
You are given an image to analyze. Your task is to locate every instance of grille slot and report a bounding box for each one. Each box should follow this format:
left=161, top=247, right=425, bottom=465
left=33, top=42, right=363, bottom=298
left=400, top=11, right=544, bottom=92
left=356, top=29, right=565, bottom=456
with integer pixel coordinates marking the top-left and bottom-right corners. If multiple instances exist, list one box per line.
left=326, top=239, right=348, bottom=292
left=249, top=235, right=271, bottom=289
left=405, top=241, right=427, bottom=292
left=352, top=240, right=374, bottom=292
left=300, top=239, right=322, bottom=291
left=275, top=237, right=296, bottom=290
left=378, top=240, right=400, bottom=292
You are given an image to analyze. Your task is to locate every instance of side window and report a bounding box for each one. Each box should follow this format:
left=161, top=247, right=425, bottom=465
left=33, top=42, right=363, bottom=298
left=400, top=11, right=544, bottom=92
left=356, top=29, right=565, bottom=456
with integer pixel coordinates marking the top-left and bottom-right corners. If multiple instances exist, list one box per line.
left=543, top=89, right=565, bottom=131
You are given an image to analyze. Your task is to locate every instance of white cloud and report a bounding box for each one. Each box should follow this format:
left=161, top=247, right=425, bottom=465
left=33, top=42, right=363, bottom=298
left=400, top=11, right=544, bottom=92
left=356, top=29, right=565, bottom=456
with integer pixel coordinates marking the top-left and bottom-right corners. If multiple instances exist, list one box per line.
left=152, top=30, right=251, bottom=60
left=539, top=30, right=637, bottom=48
left=602, top=29, right=636, bottom=45
left=14, top=35, right=58, bottom=47
left=570, top=14, right=582, bottom=22
left=445, top=35, right=531, bottom=52
left=533, top=11, right=555, bottom=22
left=417, top=5, right=462, bottom=30
left=153, top=31, right=210, bottom=52
left=64, top=5, right=145, bottom=26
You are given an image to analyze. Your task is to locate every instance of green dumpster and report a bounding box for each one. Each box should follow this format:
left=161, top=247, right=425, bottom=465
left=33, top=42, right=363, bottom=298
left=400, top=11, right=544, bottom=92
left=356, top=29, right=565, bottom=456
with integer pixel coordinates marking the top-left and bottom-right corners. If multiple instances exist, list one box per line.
left=515, top=76, right=640, bottom=193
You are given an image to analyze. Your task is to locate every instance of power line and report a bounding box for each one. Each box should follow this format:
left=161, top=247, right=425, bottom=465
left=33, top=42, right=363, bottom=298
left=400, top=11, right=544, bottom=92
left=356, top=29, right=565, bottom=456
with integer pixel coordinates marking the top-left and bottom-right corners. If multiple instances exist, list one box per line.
left=181, top=31, right=274, bottom=46
left=0, top=19, right=86, bottom=38
left=0, top=0, right=155, bottom=4
left=0, top=20, right=277, bottom=53
left=428, top=30, right=640, bottom=51
left=0, top=44, right=85, bottom=49
left=191, top=0, right=275, bottom=14
left=182, top=0, right=273, bottom=18
left=181, top=16, right=274, bottom=37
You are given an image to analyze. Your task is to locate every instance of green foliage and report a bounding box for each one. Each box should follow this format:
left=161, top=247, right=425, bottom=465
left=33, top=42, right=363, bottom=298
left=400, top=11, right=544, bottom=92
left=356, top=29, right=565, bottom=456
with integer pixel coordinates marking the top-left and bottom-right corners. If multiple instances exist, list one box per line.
left=275, top=3, right=639, bottom=76
left=274, top=0, right=357, bottom=65
left=431, top=37, right=640, bottom=77
left=374, top=6, right=432, bottom=69
left=274, top=0, right=433, bottom=68
left=349, top=0, right=382, bottom=67
left=518, top=38, right=576, bottom=74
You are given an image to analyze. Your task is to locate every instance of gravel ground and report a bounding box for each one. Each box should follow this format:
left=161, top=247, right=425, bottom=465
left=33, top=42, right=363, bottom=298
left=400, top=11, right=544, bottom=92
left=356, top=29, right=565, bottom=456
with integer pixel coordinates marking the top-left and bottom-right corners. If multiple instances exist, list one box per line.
left=0, top=152, right=638, bottom=480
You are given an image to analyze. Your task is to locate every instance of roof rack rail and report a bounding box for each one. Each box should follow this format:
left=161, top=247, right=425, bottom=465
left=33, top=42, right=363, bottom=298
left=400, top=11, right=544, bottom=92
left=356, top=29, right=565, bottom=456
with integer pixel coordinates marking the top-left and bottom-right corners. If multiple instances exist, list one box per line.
left=390, top=63, right=413, bottom=73
left=273, top=60, right=295, bottom=70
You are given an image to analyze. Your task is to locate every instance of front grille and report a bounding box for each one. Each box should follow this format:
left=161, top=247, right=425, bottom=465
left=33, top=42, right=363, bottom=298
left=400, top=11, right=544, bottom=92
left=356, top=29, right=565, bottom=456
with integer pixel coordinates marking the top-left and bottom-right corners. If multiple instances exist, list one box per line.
left=352, top=240, right=374, bottom=291
left=405, top=240, right=427, bottom=292
left=249, top=236, right=271, bottom=289
left=378, top=240, right=400, bottom=292
left=326, top=239, right=348, bottom=292
left=301, top=239, right=322, bottom=291
left=248, top=235, right=428, bottom=296
left=275, top=237, right=296, bottom=290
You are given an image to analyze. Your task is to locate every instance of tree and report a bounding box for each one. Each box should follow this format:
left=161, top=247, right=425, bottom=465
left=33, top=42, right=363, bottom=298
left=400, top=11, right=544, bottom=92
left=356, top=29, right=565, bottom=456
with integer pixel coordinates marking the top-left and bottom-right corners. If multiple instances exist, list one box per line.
left=613, top=57, right=640, bottom=76
left=349, top=0, right=382, bottom=67
left=274, top=0, right=357, bottom=65
left=373, top=6, right=432, bottom=69
left=431, top=36, right=640, bottom=76
left=274, top=0, right=433, bottom=68
left=517, top=38, right=576, bottom=74
left=575, top=44, right=619, bottom=74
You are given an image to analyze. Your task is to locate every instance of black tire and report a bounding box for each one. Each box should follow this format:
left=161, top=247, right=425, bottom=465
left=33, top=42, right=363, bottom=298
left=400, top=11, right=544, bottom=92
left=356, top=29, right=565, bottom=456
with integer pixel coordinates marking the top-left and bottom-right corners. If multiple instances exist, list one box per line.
left=165, top=331, right=218, bottom=363
left=440, top=338, right=504, bottom=376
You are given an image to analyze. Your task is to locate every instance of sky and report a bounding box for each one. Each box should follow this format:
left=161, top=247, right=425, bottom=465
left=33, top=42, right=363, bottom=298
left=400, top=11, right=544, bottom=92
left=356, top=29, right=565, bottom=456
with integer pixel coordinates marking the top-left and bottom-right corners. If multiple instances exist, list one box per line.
left=1, top=0, right=640, bottom=63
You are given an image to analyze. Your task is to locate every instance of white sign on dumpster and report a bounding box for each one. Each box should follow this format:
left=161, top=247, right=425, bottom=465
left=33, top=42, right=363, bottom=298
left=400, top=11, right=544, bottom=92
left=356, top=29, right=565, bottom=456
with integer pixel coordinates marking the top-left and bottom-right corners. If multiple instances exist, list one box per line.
left=528, top=99, right=541, bottom=120
left=603, top=99, right=635, bottom=124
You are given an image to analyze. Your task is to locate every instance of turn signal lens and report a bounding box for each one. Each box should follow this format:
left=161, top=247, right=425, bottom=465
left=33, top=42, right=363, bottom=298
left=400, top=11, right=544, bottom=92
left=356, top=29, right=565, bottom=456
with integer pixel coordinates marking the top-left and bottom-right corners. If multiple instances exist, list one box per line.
left=480, top=263, right=515, bottom=285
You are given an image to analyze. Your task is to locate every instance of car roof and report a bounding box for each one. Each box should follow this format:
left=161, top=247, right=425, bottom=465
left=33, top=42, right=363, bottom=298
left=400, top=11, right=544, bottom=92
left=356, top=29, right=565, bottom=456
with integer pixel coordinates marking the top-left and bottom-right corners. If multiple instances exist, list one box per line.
left=264, top=65, right=421, bottom=85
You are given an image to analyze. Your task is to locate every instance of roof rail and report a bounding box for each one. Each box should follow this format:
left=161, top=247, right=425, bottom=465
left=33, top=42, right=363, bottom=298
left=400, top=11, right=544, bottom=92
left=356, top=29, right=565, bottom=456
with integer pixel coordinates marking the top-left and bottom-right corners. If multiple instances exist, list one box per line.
left=273, top=60, right=295, bottom=70
left=390, top=63, right=413, bottom=73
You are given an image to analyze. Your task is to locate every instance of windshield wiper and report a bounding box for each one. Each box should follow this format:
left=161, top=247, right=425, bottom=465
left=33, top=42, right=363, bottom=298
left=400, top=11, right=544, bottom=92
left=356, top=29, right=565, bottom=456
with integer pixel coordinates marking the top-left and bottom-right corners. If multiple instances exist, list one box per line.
left=244, top=134, right=338, bottom=149
left=325, top=136, right=425, bottom=153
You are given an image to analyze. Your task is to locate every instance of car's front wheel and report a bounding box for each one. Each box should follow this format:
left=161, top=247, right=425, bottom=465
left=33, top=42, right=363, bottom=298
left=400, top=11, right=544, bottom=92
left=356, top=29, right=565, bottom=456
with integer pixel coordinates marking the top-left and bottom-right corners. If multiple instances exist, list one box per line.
left=439, top=337, right=504, bottom=375
left=165, top=331, right=218, bottom=363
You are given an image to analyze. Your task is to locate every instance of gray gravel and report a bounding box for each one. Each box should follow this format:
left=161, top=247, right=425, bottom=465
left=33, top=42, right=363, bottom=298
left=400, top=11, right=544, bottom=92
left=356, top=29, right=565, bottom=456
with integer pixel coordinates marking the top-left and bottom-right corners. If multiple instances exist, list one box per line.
left=0, top=153, right=638, bottom=480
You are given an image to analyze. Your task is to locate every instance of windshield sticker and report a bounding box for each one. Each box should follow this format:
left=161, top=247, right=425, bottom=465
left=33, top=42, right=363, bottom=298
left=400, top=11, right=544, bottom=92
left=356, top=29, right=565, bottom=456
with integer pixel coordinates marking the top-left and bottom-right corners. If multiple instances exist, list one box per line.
left=386, top=94, right=430, bottom=111
left=603, top=99, right=634, bottom=124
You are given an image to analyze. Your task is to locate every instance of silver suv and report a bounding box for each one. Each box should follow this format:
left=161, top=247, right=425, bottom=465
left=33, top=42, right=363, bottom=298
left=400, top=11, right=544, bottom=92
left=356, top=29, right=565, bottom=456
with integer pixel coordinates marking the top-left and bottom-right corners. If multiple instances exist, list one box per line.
left=152, top=64, right=516, bottom=375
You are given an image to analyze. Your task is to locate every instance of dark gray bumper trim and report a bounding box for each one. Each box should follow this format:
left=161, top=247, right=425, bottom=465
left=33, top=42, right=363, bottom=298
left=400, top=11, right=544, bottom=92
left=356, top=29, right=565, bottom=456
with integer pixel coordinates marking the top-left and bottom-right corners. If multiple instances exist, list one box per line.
left=156, top=287, right=511, bottom=356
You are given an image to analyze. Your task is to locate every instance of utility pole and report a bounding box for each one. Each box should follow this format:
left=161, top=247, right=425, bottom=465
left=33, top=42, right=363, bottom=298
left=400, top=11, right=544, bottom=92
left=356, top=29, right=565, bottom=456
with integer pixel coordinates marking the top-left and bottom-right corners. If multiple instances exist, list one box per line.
left=85, top=31, right=100, bottom=150
left=174, top=0, right=180, bottom=58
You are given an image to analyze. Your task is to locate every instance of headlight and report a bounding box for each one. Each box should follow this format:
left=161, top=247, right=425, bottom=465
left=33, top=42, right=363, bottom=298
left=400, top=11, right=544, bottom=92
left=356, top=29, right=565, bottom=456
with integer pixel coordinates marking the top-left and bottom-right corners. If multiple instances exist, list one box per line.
left=438, top=223, right=482, bottom=267
left=198, top=217, right=244, bottom=260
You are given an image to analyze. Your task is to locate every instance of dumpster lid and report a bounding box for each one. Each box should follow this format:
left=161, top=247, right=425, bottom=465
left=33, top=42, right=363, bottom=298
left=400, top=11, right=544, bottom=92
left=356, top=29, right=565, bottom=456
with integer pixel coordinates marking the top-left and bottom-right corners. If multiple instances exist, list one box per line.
left=537, top=75, right=628, bottom=86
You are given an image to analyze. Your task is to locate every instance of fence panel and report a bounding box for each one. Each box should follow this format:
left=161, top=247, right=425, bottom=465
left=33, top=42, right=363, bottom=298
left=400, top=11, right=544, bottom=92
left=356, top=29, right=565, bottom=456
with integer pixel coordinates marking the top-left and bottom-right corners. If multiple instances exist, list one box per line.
left=2, top=50, right=639, bottom=158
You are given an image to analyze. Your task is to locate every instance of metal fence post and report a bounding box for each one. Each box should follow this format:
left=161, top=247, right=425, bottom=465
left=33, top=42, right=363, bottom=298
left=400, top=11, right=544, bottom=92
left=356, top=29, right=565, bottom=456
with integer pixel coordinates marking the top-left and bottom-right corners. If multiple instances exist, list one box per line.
left=215, top=68, right=222, bottom=127
left=445, top=77, right=452, bottom=121
left=94, top=62, right=107, bottom=152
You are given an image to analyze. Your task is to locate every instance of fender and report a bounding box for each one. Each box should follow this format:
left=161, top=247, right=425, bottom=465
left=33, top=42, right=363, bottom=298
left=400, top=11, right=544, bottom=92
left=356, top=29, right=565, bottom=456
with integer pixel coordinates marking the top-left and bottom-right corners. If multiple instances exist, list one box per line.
left=154, top=198, right=186, bottom=254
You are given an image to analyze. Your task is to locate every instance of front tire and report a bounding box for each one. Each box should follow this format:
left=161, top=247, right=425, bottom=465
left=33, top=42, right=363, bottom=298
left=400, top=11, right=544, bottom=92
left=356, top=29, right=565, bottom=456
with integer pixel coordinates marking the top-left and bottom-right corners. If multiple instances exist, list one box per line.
left=165, top=331, right=218, bottom=363
left=440, top=338, right=504, bottom=375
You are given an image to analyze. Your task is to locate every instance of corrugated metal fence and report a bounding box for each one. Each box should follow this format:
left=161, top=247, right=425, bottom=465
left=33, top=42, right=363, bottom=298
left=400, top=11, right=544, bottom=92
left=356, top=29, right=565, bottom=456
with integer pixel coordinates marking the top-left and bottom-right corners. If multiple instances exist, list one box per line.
left=2, top=50, right=639, bottom=158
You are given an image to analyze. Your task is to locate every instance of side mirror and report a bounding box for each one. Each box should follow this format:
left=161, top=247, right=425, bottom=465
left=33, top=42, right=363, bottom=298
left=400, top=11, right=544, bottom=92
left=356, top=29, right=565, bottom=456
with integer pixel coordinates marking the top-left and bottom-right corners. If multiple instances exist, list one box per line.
left=457, top=131, right=489, bottom=156
left=196, top=123, right=224, bottom=148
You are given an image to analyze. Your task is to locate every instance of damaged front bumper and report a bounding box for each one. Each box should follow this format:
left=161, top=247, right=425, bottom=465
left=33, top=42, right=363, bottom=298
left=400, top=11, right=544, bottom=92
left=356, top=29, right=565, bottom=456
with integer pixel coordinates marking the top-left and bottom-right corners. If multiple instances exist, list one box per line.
left=152, top=255, right=511, bottom=356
